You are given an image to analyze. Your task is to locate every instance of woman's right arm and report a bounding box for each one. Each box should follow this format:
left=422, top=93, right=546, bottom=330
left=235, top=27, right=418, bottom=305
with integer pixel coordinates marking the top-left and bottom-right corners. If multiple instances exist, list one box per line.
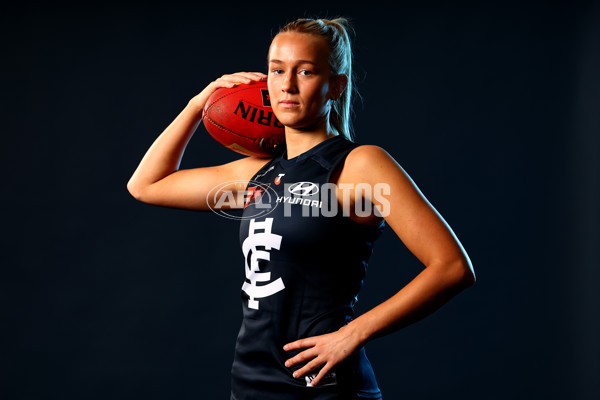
left=126, top=72, right=270, bottom=211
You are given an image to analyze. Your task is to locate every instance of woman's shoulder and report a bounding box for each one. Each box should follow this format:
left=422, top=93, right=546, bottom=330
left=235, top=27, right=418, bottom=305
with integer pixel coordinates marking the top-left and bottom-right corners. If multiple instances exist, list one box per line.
left=338, top=143, right=403, bottom=184
left=346, top=144, right=396, bottom=168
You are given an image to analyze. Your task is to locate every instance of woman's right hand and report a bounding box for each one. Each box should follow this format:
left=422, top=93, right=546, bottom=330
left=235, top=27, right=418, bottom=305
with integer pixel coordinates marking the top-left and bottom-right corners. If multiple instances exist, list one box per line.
left=189, top=71, right=267, bottom=112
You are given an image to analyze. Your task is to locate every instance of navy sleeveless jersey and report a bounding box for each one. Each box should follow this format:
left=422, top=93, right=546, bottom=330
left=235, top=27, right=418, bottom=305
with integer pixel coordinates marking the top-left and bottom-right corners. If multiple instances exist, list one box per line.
left=232, top=135, right=385, bottom=400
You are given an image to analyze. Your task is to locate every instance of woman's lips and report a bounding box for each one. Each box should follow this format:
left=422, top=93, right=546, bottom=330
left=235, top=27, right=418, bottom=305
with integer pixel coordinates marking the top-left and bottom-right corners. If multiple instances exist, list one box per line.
left=279, top=100, right=299, bottom=108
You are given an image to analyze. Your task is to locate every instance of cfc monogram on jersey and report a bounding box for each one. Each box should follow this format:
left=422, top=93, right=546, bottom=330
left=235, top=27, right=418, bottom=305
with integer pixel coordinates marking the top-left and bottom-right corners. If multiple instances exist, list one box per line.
left=241, top=218, right=284, bottom=309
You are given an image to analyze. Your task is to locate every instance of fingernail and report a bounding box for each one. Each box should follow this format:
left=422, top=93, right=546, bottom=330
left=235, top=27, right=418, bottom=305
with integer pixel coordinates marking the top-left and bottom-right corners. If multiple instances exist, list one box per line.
left=292, top=372, right=298, bottom=378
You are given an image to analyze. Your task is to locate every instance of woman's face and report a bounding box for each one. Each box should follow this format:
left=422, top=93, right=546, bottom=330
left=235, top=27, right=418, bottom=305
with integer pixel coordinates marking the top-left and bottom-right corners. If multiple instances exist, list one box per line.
left=267, top=32, right=334, bottom=131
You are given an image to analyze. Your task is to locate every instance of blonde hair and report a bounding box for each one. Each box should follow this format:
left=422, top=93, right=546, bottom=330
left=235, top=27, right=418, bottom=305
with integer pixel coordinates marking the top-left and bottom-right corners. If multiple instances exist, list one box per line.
left=277, top=17, right=356, bottom=141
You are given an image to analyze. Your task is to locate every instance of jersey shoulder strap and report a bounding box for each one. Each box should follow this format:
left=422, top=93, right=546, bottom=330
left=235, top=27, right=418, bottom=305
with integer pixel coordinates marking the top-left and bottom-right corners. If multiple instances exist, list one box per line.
left=307, top=136, right=361, bottom=182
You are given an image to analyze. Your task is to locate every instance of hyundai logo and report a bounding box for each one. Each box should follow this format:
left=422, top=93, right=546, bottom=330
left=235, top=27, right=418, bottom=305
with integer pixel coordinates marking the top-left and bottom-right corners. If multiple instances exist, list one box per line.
left=288, top=182, right=319, bottom=196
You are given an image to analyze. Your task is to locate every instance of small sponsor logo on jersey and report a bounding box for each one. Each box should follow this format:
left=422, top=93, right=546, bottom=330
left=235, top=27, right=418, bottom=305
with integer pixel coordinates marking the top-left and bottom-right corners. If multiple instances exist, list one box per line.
left=261, top=89, right=271, bottom=106
left=288, top=182, right=319, bottom=196
left=305, top=371, right=337, bottom=387
left=244, top=184, right=269, bottom=208
left=274, top=174, right=285, bottom=185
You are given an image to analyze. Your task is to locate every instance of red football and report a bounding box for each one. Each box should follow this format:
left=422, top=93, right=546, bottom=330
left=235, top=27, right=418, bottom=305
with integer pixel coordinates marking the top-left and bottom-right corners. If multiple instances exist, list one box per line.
left=202, top=80, right=286, bottom=157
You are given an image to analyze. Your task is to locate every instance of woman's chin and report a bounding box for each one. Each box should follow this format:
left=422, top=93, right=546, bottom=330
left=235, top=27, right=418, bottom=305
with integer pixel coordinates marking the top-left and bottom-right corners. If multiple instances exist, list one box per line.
left=278, top=117, right=328, bottom=132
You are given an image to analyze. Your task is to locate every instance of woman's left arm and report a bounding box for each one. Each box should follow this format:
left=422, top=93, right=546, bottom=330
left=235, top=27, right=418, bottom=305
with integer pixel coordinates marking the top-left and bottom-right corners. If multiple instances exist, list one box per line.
left=283, top=145, right=476, bottom=385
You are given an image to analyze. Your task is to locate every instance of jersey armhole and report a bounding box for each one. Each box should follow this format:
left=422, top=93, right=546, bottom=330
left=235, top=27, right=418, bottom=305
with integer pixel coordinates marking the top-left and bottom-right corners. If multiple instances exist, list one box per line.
left=327, top=145, right=387, bottom=231
left=325, top=144, right=360, bottom=185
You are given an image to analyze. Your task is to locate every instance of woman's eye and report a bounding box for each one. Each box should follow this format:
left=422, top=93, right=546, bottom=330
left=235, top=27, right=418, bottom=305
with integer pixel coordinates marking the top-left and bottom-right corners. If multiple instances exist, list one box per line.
left=271, top=69, right=283, bottom=75
left=300, top=70, right=313, bottom=76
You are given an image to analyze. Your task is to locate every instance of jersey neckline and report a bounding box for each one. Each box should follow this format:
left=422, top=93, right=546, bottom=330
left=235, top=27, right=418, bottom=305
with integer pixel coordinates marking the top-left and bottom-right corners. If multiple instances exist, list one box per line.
left=278, top=135, right=344, bottom=168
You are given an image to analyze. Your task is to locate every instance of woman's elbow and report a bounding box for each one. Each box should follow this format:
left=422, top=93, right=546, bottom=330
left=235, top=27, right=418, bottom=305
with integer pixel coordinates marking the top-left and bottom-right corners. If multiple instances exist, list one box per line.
left=455, top=257, right=476, bottom=288
left=444, top=257, right=476, bottom=290
left=126, top=179, right=146, bottom=202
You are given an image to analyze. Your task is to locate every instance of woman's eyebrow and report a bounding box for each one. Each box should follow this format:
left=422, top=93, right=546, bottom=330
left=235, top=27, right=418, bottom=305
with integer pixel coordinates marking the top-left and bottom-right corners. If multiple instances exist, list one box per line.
left=268, top=59, right=318, bottom=65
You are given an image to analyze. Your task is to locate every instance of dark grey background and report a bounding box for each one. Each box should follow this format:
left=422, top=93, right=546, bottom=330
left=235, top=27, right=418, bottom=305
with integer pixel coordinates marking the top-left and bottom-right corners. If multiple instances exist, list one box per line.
left=3, top=1, right=599, bottom=399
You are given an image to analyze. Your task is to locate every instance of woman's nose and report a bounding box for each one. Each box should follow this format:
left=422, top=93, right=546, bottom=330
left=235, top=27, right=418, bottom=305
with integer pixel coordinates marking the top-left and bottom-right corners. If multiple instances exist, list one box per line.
left=281, top=74, right=297, bottom=93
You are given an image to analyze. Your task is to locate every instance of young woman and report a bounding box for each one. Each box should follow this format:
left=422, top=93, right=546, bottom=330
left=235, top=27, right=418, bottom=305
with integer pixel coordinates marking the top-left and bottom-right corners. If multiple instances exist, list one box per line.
left=127, top=17, right=475, bottom=400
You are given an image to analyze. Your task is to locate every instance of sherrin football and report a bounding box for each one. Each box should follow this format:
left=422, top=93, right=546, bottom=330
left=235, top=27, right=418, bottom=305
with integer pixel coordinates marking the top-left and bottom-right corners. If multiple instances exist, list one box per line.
left=202, top=80, right=286, bottom=158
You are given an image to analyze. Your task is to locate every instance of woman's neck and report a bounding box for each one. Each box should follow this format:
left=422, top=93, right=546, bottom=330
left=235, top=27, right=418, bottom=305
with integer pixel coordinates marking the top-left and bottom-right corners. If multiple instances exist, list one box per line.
left=283, top=122, right=338, bottom=160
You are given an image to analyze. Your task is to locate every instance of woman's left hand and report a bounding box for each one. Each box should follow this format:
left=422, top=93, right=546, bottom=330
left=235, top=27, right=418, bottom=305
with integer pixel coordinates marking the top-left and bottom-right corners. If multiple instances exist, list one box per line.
left=283, top=325, right=363, bottom=386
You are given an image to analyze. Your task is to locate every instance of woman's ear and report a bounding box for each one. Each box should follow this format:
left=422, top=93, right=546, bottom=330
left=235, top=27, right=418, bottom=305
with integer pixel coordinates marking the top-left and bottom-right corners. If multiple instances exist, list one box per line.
left=330, top=74, right=349, bottom=100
